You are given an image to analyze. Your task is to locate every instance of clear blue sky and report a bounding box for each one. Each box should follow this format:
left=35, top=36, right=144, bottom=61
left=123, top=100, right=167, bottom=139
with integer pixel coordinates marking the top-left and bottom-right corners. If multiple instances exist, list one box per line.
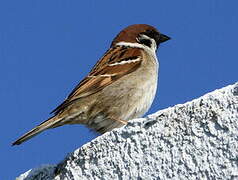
left=1, top=0, right=237, bottom=179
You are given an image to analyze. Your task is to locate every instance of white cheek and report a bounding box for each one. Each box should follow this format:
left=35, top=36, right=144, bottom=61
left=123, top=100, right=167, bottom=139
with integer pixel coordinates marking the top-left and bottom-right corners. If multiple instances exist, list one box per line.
left=150, top=38, right=157, bottom=54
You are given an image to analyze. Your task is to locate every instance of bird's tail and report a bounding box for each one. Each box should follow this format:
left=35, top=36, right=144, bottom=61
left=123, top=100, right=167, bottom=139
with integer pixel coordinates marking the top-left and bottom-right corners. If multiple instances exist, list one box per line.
left=12, top=116, right=63, bottom=146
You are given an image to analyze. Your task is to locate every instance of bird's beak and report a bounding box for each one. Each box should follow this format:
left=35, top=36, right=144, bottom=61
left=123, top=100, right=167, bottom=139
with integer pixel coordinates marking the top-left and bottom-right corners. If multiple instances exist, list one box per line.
left=159, top=34, right=171, bottom=43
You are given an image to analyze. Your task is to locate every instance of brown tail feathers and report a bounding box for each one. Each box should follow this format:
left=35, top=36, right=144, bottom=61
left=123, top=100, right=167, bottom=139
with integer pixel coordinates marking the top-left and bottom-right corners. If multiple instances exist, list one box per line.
left=12, top=116, right=63, bottom=146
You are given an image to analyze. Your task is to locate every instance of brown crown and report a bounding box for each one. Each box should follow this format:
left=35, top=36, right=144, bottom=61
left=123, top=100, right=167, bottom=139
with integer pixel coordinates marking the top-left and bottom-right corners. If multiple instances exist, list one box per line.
left=111, top=24, right=160, bottom=47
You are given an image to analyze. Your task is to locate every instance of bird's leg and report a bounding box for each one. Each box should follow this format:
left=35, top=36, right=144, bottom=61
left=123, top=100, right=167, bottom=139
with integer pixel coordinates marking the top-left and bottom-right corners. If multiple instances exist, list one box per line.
left=110, top=117, right=128, bottom=125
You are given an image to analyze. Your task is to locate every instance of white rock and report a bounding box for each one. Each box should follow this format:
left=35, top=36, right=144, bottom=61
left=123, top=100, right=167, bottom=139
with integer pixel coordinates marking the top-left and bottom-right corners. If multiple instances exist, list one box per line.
left=16, top=82, right=238, bottom=180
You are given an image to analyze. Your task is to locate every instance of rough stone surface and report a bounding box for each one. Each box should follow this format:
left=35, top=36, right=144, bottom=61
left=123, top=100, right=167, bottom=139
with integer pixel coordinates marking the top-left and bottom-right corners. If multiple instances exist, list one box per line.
left=17, top=83, right=238, bottom=180
left=16, top=165, right=56, bottom=180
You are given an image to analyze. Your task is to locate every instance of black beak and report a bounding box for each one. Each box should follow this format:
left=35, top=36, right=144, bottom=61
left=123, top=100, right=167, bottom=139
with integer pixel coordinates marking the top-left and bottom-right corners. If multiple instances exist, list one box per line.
left=159, top=33, right=171, bottom=43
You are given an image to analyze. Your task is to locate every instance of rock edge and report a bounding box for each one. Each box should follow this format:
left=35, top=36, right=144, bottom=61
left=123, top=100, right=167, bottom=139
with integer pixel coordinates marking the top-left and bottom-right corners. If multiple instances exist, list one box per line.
left=17, top=82, right=238, bottom=180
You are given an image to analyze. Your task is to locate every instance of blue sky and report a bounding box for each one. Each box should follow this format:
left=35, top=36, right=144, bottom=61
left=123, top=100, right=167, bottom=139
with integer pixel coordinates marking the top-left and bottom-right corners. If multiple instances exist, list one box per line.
left=1, top=0, right=237, bottom=179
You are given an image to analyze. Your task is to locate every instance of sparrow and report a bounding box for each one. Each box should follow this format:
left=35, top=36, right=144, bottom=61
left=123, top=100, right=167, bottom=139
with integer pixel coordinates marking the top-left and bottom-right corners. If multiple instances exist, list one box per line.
left=12, top=24, right=170, bottom=145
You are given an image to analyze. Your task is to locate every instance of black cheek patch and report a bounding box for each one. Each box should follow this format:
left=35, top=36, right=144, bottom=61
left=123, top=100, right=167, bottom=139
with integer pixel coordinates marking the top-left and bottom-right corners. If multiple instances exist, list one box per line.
left=139, top=39, right=152, bottom=48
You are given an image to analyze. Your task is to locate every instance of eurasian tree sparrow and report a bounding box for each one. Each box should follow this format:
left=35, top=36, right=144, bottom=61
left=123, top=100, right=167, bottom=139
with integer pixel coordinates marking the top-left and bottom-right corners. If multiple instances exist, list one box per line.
left=12, top=24, right=170, bottom=145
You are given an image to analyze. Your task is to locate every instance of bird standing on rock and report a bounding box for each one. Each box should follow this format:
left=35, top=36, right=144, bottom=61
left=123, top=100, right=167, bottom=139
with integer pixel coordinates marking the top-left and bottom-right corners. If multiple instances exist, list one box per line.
left=12, top=24, right=170, bottom=145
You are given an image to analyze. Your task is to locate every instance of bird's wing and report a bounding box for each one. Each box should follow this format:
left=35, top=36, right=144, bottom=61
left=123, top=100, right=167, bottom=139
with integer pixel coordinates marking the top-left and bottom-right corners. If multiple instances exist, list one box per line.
left=51, top=46, right=143, bottom=114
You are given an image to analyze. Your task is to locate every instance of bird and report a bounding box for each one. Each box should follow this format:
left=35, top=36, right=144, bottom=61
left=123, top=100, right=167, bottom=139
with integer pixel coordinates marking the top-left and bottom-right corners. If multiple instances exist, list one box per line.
left=12, top=24, right=170, bottom=145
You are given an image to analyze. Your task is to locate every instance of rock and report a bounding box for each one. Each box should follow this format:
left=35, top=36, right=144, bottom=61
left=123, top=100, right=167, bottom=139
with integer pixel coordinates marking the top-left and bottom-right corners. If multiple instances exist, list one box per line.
left=17, top=82, right=238, bottom=180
